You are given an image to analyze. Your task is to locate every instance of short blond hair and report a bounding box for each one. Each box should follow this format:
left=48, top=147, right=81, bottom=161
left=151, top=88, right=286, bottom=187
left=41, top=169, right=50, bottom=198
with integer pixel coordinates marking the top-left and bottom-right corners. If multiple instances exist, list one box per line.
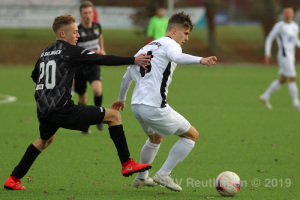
left=52, top=14, right=76, bottom=35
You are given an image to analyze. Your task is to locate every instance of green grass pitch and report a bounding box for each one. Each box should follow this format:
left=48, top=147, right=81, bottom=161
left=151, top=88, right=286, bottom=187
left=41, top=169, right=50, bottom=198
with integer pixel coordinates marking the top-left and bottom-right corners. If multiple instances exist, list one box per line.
left=0, top=64, right=299, bottom=199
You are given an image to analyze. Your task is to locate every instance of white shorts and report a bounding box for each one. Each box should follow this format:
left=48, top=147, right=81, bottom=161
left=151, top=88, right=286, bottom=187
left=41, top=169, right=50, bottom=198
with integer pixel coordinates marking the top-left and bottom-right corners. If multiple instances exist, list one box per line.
left=277, top=55, right=296, bottom=77
left=131, top=104, right=191, bottom=137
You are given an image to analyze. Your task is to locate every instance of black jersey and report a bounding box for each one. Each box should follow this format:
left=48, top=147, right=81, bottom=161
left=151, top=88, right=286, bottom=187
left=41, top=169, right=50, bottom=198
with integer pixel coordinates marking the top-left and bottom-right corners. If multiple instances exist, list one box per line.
left=77, top=23, right=102, bottom=50
left=31, top=40, right=134, bottom=118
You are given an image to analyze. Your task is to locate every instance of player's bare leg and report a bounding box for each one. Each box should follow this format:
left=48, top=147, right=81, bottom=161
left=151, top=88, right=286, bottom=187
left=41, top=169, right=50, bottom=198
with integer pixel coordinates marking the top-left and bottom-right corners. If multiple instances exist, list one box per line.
left=91, top=80, right=102, bottom=97
left=32, top=135, right=56, bottom=151
left=91, top=80, right=104, bottom=130
left=71, top=78, right=75, bottom=96
left=78, top=92, right=88, bottom=105
left=153, top=126, right=198, bottom=191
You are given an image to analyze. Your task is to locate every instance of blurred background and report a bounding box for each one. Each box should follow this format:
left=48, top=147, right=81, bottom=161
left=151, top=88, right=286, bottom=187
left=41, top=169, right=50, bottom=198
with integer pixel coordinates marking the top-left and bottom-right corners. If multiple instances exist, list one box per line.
left=1, top=0, right=300, bottom=65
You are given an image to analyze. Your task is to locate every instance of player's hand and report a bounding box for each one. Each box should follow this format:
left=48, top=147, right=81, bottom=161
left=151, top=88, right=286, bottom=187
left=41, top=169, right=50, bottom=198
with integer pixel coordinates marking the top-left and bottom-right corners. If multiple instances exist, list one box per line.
left=99, top=49, right=106, bottom=55
left=111, top=100, right=125, bottom=111
left=135, top=53, right=151, bottom=70
left=265, top=55, right=271, bottom=64
left=200, top=56, right=217, bottom=67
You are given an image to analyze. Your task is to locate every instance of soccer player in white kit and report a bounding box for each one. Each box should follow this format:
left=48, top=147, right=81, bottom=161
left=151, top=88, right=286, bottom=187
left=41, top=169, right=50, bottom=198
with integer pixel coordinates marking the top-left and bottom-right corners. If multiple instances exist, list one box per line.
left=260, top=7, right=300, bottom=110
left=112, top=12, right=217, bottom=191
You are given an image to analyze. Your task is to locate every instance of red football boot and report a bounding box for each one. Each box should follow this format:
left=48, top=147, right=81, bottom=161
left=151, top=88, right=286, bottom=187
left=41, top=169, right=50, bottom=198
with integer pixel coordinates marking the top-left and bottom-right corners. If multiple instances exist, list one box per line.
left=4, top=176, right=26, bottom=190
left=122, top=158, right=152, bottom=177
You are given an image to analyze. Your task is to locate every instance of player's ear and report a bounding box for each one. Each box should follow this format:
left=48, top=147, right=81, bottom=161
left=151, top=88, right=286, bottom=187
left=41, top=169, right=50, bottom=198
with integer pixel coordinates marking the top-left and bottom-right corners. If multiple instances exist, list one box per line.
left=172, top=27, right=178, bottom=35
left=59, top=30, right=65, bottom=39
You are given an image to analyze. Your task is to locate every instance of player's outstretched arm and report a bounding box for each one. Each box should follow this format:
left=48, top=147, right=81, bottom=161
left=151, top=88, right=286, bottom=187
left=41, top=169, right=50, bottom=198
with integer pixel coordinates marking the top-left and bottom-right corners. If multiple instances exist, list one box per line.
left=112, top=100, right=125, bottom=111
left=200, top=56, right=217, bottom=67
left=264, top=55, right=271, bottom=64
left=135, top=53, right=151, bottom=69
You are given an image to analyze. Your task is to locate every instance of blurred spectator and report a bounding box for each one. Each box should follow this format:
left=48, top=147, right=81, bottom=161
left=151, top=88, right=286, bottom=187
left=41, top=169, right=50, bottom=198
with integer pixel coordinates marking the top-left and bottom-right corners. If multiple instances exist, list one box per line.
left=147, top=8, right=169, bottom=43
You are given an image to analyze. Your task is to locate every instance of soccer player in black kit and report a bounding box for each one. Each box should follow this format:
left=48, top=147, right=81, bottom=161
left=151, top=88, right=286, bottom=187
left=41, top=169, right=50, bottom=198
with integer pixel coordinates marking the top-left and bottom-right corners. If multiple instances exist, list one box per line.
left=75, top=1, right=106, bottom=133
left=3, top=14, right=151, bottom=190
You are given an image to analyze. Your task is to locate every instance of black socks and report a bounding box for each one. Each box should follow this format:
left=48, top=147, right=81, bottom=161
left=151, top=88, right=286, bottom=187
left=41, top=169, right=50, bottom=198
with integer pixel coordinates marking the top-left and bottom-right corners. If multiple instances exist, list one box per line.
left=94, top=95, right=102, bottom=107
left=108, top=125, right=130, bottom=163
left=11, top=144, right=41, bottom=179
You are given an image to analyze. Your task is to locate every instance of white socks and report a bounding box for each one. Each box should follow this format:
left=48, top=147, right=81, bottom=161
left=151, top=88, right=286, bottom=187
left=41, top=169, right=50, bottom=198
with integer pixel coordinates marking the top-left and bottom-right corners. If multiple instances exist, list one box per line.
left=158, top=137, right=195, bottom=177
left=288, top=82, right=300, bottom=106
left=137, top=139, right=160, bottom=180
left=262, top=79, right=281, bottom=99
left=262, top=80, right=300, bottom=106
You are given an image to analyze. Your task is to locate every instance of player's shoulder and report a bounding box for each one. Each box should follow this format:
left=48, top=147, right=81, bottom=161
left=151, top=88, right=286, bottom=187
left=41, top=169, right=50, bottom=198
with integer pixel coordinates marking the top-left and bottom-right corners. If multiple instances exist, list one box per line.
left=270, top=21, right=285, bottom=32
left=56, top=40, right=88, bottom=55
left=274, top=21, right=284, bottom=27
left=150, top=15, right=160, bottom=22
left=152, top=37, right=181, bottom=54
left=163, top=16, right=169, bottom=21
left=155, top=36, right=176, bottom=44
left=146, top=37, right=170, bottom=50
left=291, top=21, right=299, bottom=28
left=77, top=22, right=83, bottom=28
left=56, top=40, right=71, bottom=49
left=42, top=40, right=68, bottom=53
left=92, top=22, right=101, bottom=28
left=77, top=23, right=86, bottom=33
left=38, top=41, right=69, bottom=61
left=151, top=15, right=158, bottom=20
left=158, top=37, right=180, bottom=49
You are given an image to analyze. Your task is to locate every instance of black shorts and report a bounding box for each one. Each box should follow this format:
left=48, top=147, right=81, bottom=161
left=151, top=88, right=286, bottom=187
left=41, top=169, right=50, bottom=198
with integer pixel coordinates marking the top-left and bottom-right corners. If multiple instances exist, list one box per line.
left=75, top=65, right=102, bottom=95
left=38, top=104, right=105, bottom=140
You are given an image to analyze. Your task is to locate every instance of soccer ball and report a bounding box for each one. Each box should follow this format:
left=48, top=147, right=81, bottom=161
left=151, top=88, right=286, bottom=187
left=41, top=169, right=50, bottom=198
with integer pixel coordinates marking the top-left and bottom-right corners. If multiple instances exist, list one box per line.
left=216, top=171, right=241, bottom=197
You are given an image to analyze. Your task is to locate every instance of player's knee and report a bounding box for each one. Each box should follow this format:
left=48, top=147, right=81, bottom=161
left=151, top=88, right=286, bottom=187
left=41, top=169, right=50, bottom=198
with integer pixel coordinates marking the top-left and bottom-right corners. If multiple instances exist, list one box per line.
left=103, top=109, right=123, bottom=126
left=93, top=88, right=102, bottom=96
left=289, top=77, right=296, bottom=82
left=33, top=136, right=55, bottom=151
left=94, top=91, right=102, bottom=96
left=193, top=130, right=199, bottom=141
left=182, top=126, right=199, bottom=141
left=46, top=136, right=55, bottom=147
left=279, top=77, right=287, bottom=84
left=79, top=93, right=87, bottom=103
left=110, top=110, right=122, bottom=124
left=149, top=133, right=164, bottom=144
left=79, top=97, right=87, bottom=105
left=189, top=129, right=199, bottom=141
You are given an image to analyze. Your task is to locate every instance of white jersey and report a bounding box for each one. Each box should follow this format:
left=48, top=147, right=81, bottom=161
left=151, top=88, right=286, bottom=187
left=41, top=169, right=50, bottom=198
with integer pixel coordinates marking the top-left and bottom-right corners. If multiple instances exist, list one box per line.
left=118, top=36, right=202, bottom=108
left=265, top=21, right=300, bottom=59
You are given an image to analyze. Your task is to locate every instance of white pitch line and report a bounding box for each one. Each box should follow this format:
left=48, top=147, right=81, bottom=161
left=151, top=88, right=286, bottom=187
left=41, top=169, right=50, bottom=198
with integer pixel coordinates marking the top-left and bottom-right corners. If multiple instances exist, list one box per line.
left=0, top=94, right=17, bottom=104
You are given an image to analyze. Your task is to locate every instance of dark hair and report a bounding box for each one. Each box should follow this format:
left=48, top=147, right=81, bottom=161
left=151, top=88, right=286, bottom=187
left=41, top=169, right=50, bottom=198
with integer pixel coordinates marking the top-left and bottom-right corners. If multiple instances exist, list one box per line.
left=282, top=7, right=294, bottom=11
left=80, top=1, right=94, bottom=12
left=52, top=14, right=76, bottom=35
left=167, top=11, right=194, bottom=32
